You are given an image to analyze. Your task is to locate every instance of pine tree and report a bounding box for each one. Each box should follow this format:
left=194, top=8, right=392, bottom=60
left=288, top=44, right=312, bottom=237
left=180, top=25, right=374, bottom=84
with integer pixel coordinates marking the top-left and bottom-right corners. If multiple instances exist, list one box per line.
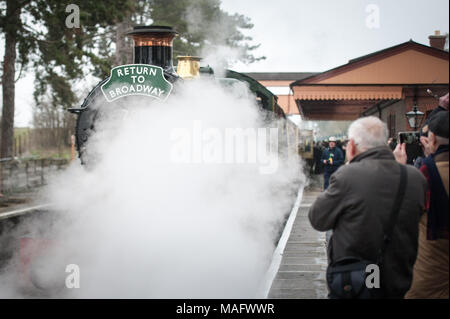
left=0, top=0, right=262, bottom=159
left=0, top=0, right=134, bottom=158
left=149, top=0, right=264, bottom=63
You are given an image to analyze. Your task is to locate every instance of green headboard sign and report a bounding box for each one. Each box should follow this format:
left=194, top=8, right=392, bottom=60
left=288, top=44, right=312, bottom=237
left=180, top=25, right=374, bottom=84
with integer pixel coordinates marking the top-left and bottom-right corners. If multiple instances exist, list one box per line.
left=101, top=64, right=173, bottom=102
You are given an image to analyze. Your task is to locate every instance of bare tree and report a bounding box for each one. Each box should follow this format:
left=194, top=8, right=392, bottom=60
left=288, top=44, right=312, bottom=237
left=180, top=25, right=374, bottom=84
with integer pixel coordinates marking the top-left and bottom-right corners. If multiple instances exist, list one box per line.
left=32, top=96, right=75, bottom=152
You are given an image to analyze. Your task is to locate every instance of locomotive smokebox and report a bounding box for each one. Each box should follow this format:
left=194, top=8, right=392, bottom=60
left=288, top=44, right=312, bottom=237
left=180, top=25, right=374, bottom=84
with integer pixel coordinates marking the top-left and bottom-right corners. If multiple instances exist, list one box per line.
left=72, top=25, right=180, bottom=164
left=127, top=25, right=178, bottom=74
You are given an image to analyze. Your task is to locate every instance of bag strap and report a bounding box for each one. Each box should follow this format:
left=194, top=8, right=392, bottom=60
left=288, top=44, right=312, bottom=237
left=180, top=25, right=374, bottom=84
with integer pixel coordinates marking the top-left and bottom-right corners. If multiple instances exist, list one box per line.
left=377, top=164, right=408, bottom=265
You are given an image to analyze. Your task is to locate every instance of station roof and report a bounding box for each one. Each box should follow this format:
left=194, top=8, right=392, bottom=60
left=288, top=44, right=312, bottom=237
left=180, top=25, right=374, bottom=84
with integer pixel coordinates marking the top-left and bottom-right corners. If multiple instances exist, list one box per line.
left=244, top=72, right=318, bottom=82
left=291, top=40, right=449, bottom=87
left=290, top=40, right=449, bottom=120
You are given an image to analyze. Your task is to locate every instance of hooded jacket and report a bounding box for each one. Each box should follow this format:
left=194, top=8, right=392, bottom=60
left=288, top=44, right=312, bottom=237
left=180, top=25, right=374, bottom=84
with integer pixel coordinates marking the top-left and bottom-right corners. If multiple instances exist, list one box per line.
left=309, top=146, right=427, bottom=298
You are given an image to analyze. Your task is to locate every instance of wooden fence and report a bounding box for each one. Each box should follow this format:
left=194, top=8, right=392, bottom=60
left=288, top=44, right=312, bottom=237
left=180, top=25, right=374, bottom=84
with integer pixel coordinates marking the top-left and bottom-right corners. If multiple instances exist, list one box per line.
left=0, top=158, right=70, bottom=194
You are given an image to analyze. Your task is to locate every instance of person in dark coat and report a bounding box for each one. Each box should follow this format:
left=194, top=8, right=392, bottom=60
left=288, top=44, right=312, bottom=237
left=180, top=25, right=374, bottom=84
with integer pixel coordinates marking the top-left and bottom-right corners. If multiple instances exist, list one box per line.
left=313, top=142, right=323, bottom=175
left=321, top=136, right=344, bottom=189
left=309, top=116, right=427, bottom=299
left=424, top=92, right=448, bottom=126
left=414, top=92, right=449, bottom=167
left=406, top=110, right=449, bottom=299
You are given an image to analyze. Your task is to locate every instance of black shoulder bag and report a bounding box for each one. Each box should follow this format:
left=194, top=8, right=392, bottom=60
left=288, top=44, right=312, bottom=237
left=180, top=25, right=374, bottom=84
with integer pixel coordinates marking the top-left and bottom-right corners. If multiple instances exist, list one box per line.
left=326, top=164, right=408, bottom=299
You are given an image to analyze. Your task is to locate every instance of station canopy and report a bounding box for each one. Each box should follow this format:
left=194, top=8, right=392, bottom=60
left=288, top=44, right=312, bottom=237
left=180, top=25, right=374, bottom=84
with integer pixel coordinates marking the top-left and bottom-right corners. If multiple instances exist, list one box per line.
left=290, top=41, right=449, bottom=121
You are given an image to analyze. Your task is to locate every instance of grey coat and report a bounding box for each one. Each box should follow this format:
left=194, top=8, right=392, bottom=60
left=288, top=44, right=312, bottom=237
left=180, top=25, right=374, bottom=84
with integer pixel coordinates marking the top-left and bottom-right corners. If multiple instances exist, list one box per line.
left=309, top=146, right=427, bottom=298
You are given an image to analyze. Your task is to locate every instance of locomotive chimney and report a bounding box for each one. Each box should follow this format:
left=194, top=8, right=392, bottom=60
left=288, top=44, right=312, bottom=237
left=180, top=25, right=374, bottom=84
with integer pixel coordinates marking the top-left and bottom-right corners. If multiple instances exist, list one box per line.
left=127, top=25, right=178, bottom=73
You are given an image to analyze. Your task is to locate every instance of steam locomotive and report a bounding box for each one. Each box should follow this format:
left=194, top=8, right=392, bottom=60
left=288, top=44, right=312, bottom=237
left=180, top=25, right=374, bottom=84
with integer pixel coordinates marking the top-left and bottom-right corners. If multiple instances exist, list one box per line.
left=4, top=26, right=313, bottom=295
left=68, top=25, right=305, bottom=163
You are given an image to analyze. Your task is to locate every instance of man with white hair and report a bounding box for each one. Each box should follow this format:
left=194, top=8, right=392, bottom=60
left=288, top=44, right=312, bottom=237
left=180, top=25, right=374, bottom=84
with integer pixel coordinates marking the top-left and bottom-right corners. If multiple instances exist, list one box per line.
left=309, top=116, right=427, bottom=298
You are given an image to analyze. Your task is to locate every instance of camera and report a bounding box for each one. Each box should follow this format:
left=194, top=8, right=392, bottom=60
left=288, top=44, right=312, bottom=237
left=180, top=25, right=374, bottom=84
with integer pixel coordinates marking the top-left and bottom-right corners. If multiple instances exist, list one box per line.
left=398, top=131, right=424, bottom=164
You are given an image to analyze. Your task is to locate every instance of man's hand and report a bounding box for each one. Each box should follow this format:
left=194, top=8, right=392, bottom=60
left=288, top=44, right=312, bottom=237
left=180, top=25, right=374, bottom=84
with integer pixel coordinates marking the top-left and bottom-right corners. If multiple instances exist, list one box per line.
left=439, top=92, right=449, bottom=110
left=420, top=136, right=432, bottom=157
left=393, top=143, right=407, bottom=164
left=323, top=160, right=327, bottom=165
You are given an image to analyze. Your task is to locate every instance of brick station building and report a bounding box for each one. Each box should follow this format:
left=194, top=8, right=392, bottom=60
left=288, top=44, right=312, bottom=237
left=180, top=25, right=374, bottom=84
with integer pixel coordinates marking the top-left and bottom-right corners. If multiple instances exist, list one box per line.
left=246, top=32, right=448, bottom=138
left=290, top=32, right=449, bottom=137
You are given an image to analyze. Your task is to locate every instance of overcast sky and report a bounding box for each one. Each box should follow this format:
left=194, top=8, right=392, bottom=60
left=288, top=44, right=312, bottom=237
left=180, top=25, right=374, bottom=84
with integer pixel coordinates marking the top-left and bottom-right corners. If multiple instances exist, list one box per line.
left=3, top=0, right=450, bottom=126
left=222, top=0, right=449, bottom=72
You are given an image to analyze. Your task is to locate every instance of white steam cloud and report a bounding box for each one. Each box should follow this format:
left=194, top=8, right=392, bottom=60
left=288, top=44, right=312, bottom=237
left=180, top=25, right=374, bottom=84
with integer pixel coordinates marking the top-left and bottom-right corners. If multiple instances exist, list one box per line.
left=183, top=2, right=249, bottom=74
left=0, top=78, right=304, bottom=298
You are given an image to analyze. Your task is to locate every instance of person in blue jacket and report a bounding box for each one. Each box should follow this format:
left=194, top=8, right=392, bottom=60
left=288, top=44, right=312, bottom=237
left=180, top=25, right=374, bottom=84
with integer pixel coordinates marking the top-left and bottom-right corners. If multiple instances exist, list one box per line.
left=321, top=136, right=344, bottom=190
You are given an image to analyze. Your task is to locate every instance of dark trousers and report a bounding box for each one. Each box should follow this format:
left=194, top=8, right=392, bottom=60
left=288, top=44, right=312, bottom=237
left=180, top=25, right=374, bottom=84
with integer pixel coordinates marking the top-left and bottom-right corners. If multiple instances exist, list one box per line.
left=323, top=169, right=337, bottom=190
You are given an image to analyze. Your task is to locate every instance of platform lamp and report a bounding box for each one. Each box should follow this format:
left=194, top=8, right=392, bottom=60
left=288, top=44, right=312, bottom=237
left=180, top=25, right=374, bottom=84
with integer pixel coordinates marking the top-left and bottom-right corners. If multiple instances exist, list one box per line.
left=405, top=100, right=425, bottom=131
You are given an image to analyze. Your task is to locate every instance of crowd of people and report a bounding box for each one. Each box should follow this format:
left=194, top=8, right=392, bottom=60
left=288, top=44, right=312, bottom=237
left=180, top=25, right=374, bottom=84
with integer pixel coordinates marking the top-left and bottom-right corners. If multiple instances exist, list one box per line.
left=308, top=93, right=449, bottom=299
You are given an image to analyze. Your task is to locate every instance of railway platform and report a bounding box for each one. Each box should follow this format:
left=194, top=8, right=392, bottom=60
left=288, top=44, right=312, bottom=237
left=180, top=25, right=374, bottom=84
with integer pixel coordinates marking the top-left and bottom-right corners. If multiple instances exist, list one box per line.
left=266, top=176, right=328, bottom=299
left=0, top=190, right=45, bottom=221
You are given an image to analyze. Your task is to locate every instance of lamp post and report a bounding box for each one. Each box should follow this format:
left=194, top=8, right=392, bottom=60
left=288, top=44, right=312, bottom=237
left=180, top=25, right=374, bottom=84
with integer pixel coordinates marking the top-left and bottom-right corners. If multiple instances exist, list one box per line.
left=405, top=102, right=425, bottom=131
